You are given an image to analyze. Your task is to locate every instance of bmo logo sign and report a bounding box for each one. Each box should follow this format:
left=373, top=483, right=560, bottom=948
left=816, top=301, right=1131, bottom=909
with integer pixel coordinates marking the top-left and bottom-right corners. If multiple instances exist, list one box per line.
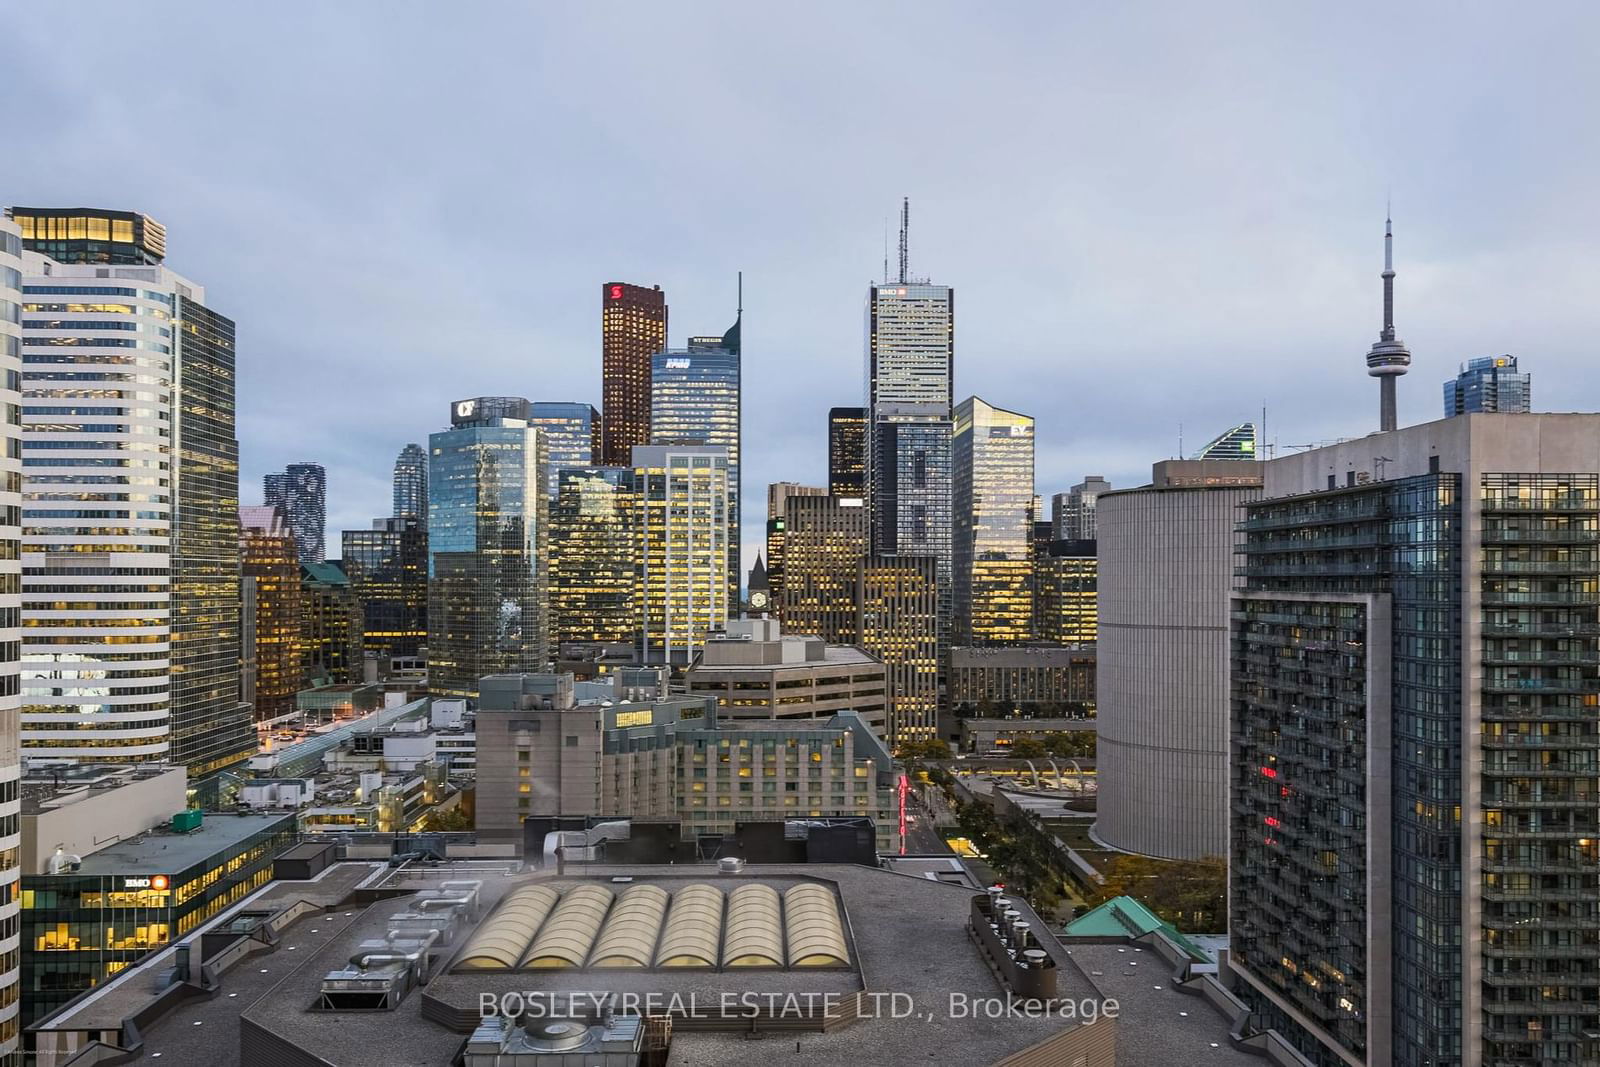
left=122, top=875, right=169, bottom=891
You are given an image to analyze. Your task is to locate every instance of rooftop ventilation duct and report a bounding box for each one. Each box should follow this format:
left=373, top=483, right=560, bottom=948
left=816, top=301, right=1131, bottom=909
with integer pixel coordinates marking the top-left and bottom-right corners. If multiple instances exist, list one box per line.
left=317, top=929, right=440, bottom=1010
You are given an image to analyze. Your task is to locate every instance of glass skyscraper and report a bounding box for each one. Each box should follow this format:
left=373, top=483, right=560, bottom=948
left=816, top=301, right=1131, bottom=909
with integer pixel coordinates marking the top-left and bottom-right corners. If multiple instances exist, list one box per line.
left=264, top=462, right=326, bottom=564
left=0, top=217, right=24, bottom=1061
left=240, top=505, right=301, bottom=724
left=953, top=396, right=1034, bottom=645
left=651, top=343, right=740, bottom=598
left=1051, top=475, right=1112, bottom=541
left=1192, top=421, right=1256, bottom=461
left=392, top=442, right=427, bottom=520
left=1444, top=354, right=1530, bottom=415
left=632, top=445, right=729, bottom=665
left=828, top=407, right=867, bottom=498
left=341, top=517, right=428, bottom=660
left=549, top=467, right=638, bottom=645
left=528, top=402, right=600, bottom=497
left=426, top=398, right=548, bottom=699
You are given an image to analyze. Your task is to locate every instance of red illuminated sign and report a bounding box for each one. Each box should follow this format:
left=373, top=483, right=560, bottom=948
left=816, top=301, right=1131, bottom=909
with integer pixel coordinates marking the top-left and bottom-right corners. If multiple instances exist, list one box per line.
left=1260, top=766, right=1277, bottom=778
left=609, top=285, right=624, bottom=300
left=897, top=773, right=909, bottom=855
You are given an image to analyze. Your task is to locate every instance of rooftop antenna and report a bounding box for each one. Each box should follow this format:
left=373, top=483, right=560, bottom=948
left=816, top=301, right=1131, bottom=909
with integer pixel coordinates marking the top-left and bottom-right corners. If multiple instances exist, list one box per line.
left=737, top=270, right=742, bottom=317
left=897, top=197, right=909, bottom=284
left=882, top=218, right=889, bottom=284
left=1179, top=421, right=1184, bottom=460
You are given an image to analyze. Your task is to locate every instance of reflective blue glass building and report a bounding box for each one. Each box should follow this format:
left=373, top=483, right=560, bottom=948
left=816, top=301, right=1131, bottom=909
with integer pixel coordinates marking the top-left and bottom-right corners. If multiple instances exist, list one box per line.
left=650, top=343, right=740, bottom=598
left=528, top=402, right=600, bottom=497
left=426, top=397, right=548, bottom=699
left=1444, top=354, right=1530, bottom=416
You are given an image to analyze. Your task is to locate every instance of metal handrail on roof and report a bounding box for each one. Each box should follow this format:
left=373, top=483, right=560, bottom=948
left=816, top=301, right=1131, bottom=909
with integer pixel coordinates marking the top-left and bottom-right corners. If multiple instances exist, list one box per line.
left=654, top=883, right=723, bottom=969
left=723, top=883, right=783, bottom=968
left=521, top=884, right=613, bottom=969
left=588, top=884, right=669, bottom=968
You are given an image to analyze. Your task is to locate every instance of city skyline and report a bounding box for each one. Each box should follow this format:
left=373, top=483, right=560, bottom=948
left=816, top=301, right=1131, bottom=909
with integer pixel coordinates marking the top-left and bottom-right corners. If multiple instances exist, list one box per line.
left=6, top=6, right=1593, bottom=574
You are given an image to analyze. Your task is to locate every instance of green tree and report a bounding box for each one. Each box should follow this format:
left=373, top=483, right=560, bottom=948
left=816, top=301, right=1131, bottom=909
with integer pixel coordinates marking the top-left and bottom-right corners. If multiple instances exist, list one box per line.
left=1087, top=854, right=1227, bottom=932
left=1010, top=737, right=1047, bottom=759
left=420, top=806, right=473, bottom=832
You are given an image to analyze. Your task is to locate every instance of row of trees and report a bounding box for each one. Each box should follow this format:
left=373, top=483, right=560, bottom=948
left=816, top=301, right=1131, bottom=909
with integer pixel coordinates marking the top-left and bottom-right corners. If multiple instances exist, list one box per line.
left=951, top=698, right=1093, bottom=720
left=1084, top=854, right=1227, bottom=932
left=1007, top=733, right=1095, bottom=760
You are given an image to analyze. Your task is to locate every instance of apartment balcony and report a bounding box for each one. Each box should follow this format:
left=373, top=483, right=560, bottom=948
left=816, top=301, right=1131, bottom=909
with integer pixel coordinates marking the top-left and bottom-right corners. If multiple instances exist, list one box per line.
left=1480, top=496, right=1598, bottom=513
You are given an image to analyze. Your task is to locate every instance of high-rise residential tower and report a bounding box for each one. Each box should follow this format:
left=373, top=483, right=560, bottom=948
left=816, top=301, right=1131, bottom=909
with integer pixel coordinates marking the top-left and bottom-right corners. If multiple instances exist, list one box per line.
left=240, top=505, right=301, bottom=724
left=1364, top=214, right=1411, bottom=432
left=392, top=442, right=427, bottom=520
left=0, top=217, right=25, bottom=1060
left=427, top=397, right=548, bottom=699
left=1444, top=354, right=1530, bottom=416
left=650, top=315, right=741, bottom=598
left=1229, top=415, right=1600, bottom=1067
left=828, top=406, right=867, bottom=498
left=548, top=466, right=638, bottom=645
left=600, top=282, right=667, bottom=465
left=1051, top=475, right=1112, bottom=541
left=764, top=483, right=825, bottom=602
left=341, top=516, right=428, bottom=661
left=13, top=207, right=252, bottom=773
left=953, top=396, right=1034, bottom=645
left=263, top=462, right=326, bottom=565
left=632, top=444, right=730, bottom=665
left=527, top=402, right=601, bottom=497
left=1095, top=460, right=1262, bottom=859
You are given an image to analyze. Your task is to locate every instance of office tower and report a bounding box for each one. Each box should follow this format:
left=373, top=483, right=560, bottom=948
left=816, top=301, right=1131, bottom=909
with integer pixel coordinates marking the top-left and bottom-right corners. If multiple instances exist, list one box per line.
left=1444, top=354, right=1530, bottom=415
left=392, top=442, right=427, bottom=520
left=16, top=209, right=252, bottom=773
left=1191, top=421, right=1257, bottom=461
left=300, top=562, right=363, bottom=685
left=1034, top=539, right=1097, bottom=645
left=17, top=226, right=232, bottom=765
left=650, top=333, right=740, bottom=597
left=764, top=483, right=825, bottom=602
left=548, top=467, right=638, bottom=645
left=240, top=506, right=302, bottom=724
left=527, top=402, right=601, bottom=496
left=169, top=289, right=253, bottom=775
left=342, top=517, right=428, bottom=660
left=427, top=397, right=548, bottom=699
left=1228, top=414, right=1600, bottom=1067
left=779, top=495, right=869, bottom=643
left=632, top=444, right=729, bottom=665
left=8, top=207, right=165, bottom=265
left=0, top=218, right=23, bottom=1060
left=600, top=282, right=667, bottom=465
left=1094, top=460, right=1262, bottom=859
left=856, top=554, right=938, bottom=745
left=953, top=396, right=1034, bottom=645
left=864, top=271, right=955, bottom=643
left=828, top=406, right=867, bottom=497
left=1052, top=476, right=1112, bottom=541
left=1365, top=213, right=1411, bottom=432
left=263, top=462, right=326, bottom=565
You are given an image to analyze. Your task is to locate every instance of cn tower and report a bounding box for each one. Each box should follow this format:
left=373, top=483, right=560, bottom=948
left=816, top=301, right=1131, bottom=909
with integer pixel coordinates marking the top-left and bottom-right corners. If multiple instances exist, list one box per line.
left=1364, top=214, right=1411, bottom=432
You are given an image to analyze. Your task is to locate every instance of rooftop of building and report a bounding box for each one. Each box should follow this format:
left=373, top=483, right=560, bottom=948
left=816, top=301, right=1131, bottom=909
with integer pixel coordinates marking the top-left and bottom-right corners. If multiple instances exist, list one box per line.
left=71, top=812, right=294, bottom=877
left=20, top=762, right=182, bottom=815
left=1063, top=896, right=1209, bottom=963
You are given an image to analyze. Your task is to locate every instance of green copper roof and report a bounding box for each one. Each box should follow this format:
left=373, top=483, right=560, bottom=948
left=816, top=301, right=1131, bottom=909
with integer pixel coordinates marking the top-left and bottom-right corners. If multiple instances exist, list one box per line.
left=1063, top=896, right=1209, bottom=963
left=301, top=561, right=350, bottom=586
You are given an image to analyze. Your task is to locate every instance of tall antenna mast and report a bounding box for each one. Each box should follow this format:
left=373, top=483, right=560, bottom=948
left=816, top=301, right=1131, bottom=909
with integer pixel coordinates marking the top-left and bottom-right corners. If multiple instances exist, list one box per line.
left=737, top=270, right=743, bottom=317
left=897, top=197, right=909, bottom=284
left=882, top=218, right=889, bottom=284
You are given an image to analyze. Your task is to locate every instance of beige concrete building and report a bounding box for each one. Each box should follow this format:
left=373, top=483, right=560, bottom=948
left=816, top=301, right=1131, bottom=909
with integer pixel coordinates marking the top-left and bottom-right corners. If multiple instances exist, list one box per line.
left=685, top=618, right=888, bottom=737
left=475, top=673, right=901, bottom=852
left=22, top=765, right=187, bottom=875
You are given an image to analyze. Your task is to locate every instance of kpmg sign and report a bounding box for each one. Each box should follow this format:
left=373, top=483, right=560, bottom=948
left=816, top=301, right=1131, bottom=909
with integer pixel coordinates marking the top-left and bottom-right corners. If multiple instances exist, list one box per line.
left=664, top=358, right=692, bottom=370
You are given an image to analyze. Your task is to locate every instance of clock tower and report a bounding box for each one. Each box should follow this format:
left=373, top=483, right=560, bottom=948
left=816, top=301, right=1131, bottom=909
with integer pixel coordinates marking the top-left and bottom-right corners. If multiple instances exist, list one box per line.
left=744, top=554, right=771, bottom=615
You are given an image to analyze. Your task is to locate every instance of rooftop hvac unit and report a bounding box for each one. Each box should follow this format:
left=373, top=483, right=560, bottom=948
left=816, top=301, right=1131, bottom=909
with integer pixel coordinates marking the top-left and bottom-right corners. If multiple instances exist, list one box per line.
left=463, top=1015, right=645, bottom=1066
left=317, top=930, right=439, bottom=1011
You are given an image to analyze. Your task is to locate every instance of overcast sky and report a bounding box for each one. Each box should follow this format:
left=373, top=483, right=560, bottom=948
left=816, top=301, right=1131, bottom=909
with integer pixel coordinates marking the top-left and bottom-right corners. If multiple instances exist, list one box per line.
left=7, top=3, right=1600, bottom=571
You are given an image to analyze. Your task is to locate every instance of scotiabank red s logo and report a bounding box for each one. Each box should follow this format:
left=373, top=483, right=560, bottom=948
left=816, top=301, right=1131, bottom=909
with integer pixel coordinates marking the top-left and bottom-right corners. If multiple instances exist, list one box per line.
left=610, top=285, right=623, bottom=300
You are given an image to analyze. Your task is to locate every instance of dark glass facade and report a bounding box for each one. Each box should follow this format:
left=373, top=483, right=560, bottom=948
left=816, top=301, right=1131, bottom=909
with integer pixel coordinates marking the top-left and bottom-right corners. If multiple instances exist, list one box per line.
left=426, top=413, right=547, bottom=698
left=1443, top=355, right=1531, bottom=416
left=828, top=407, right=866, bottom=498
left=341, top=517, right=427, bottom=659
left=10, top=207, right=166, bottom=266
left=528, top=403, right=601, bottom=497
left=168, top=296, right=254, bottom=776
left=300, top=562, right=363, bottom=686
left=240, top=508, right=302, bottom=724
left=392, top=443, right=427, bottom=520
